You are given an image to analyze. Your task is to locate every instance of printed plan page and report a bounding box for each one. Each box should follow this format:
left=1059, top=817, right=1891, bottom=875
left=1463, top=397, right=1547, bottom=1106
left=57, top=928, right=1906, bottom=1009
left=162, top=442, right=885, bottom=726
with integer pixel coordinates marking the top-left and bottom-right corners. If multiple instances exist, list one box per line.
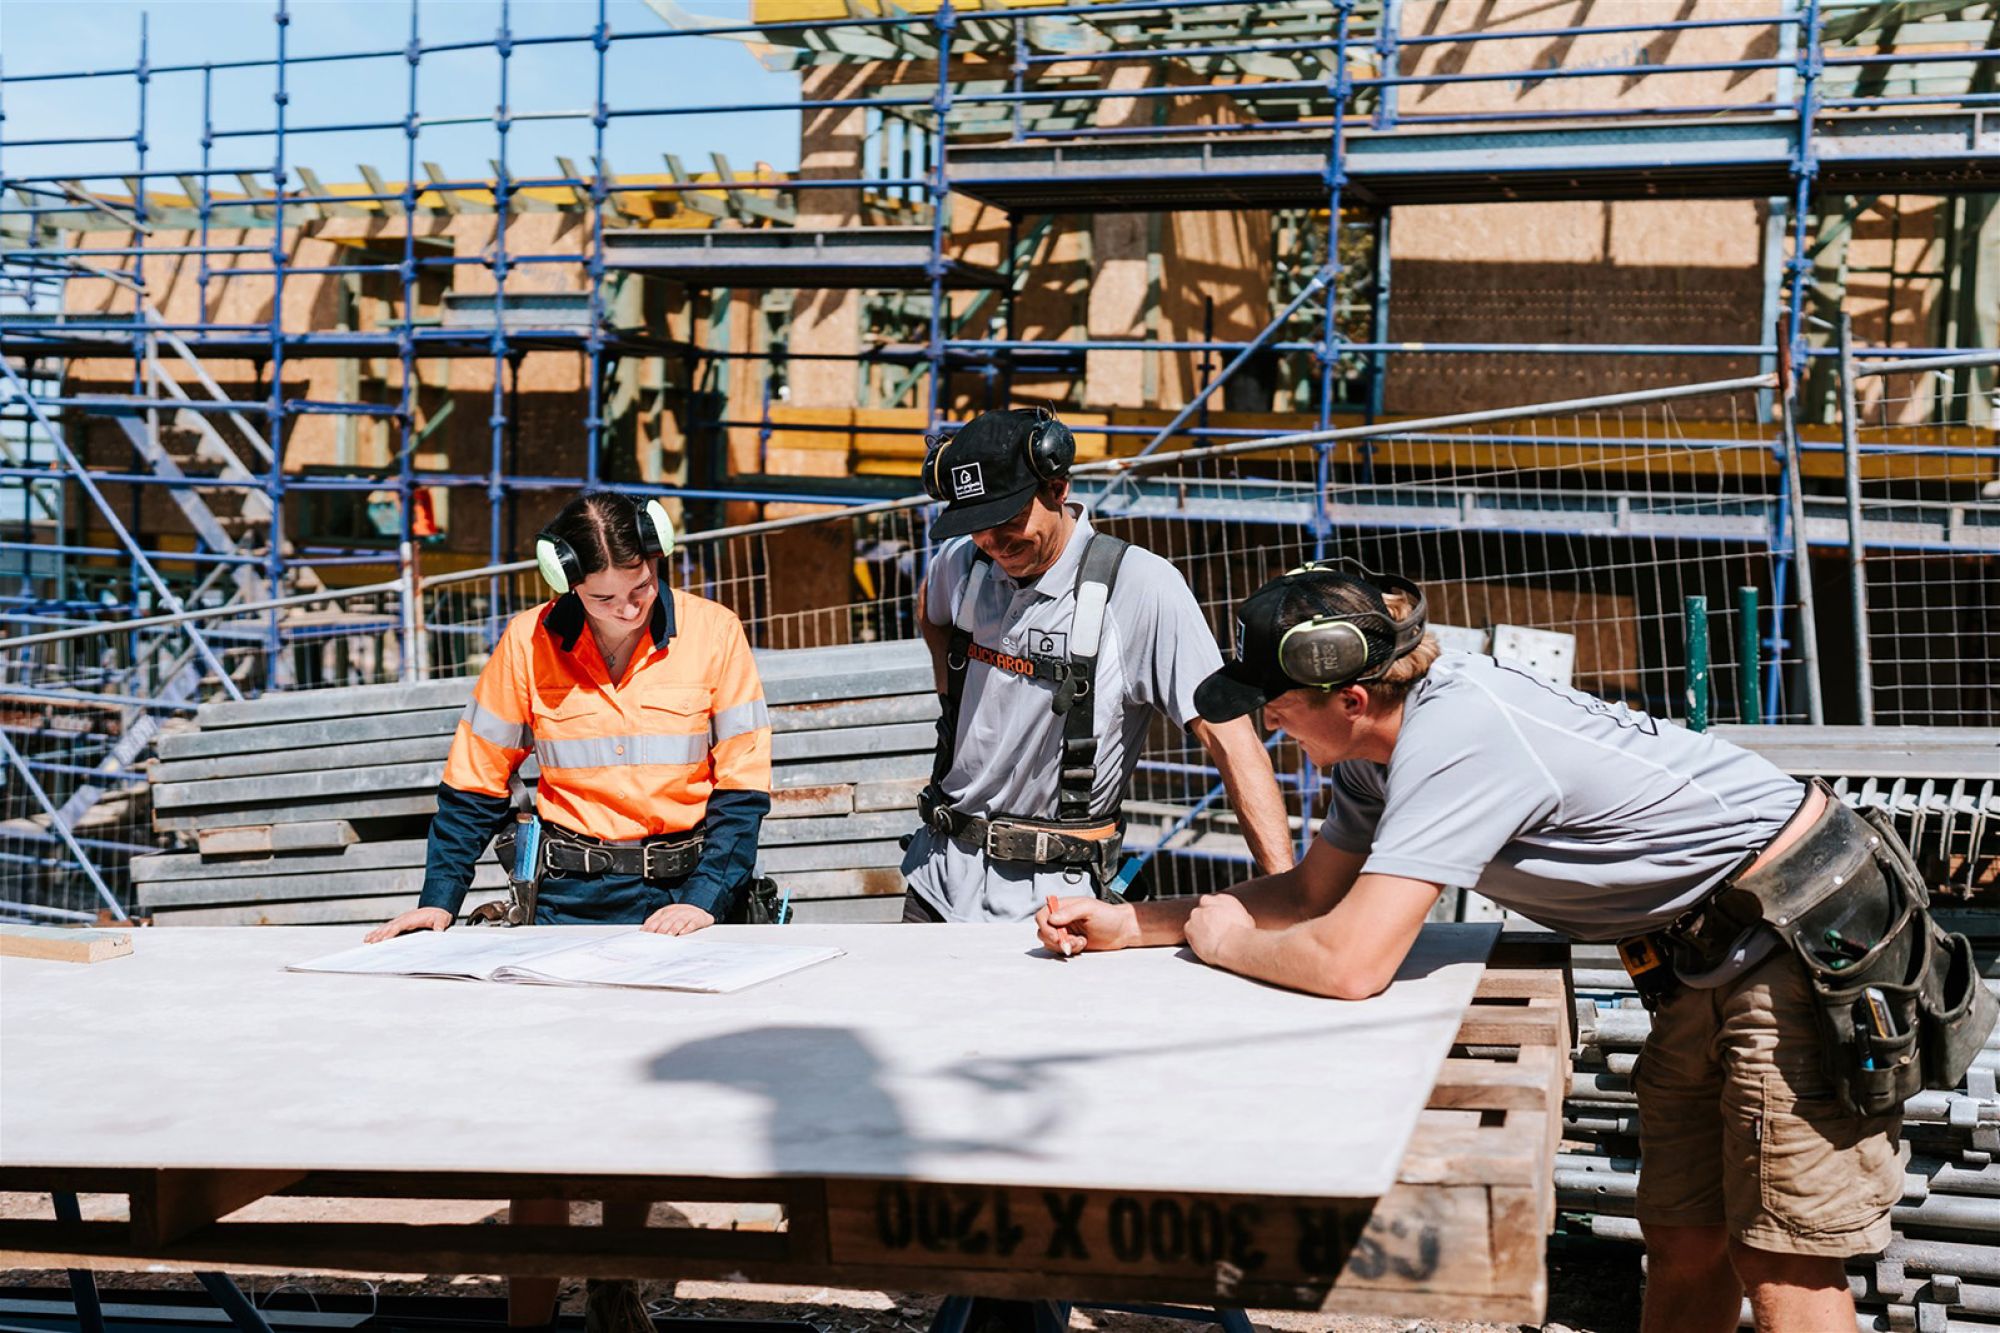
left=289, top=930, right=563, bottom=981
left=290, top=929, right=843, bottom=994
left=496, top=931, right=842, bottom=993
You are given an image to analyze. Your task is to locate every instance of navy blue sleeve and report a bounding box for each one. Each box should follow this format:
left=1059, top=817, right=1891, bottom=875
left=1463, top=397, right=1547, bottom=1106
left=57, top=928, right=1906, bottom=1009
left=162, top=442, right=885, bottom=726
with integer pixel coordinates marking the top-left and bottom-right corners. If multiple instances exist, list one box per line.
left=676, top=787, right=771, bottom=918
left=417, top=782, right=518, bottom=915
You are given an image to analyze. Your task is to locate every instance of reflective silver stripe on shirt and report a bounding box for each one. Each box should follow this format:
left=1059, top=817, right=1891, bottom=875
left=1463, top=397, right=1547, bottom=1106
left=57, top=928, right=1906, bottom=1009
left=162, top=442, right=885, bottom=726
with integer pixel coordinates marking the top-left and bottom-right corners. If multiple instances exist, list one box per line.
left=534, top=732, right=710, bottom=770
left=711, top=698, right=770, bottom=745
left=462, top=698, right=533, bottom=750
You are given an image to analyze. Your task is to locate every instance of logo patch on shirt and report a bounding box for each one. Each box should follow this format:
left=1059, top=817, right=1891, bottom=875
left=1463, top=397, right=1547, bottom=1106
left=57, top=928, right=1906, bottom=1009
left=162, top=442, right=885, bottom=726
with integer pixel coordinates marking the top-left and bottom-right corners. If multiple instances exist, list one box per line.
left=1026, top=629, right=1067, bottom=660
left=951, top=462, right=985, bottom=501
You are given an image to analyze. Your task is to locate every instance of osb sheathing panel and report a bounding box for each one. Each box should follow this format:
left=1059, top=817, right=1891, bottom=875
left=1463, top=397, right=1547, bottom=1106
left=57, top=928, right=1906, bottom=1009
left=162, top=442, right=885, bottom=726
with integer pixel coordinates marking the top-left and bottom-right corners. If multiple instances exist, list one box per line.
left=1396, top=0, right=1783, bottom=118
left=1386, top=198, right=1766, bottom=413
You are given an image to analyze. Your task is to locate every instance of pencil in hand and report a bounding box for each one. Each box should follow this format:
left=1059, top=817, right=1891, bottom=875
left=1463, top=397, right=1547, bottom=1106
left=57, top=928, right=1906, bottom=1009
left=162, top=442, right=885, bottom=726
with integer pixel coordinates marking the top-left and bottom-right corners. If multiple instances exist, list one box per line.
left=1048, top=894, right=1078, bottom=959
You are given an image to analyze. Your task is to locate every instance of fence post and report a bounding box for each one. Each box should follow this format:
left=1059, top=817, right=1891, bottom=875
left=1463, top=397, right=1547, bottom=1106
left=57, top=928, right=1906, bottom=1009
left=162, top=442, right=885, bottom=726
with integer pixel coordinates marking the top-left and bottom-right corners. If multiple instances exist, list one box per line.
left=1736, top=586, right=1762, bottom=725
left=399, top=539, right=426, bottom=683
left=1774, top=317, right=1827, bottom=723
left=1837, top=314, right=1874, bottom=724
left=1683, top=596, right=1710, bottom=732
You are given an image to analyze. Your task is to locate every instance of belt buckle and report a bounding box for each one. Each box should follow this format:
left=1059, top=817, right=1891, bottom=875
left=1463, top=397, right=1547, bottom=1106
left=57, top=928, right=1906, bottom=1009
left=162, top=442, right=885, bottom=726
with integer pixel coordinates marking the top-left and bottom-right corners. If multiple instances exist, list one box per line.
left=985, top=819, right=1052, bottom=864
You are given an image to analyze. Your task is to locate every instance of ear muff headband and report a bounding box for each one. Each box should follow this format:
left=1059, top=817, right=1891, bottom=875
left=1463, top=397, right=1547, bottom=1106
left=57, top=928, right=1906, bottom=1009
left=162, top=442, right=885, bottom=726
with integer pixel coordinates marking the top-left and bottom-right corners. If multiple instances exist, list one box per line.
left=534, top=495, right=678, bottom=596
left=1276, top=563, right=1429, bottom=689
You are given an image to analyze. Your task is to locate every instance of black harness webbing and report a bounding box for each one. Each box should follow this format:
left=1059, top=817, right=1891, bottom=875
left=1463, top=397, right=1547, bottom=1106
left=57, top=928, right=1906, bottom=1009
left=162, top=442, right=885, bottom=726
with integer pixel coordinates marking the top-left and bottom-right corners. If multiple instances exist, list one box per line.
left=930, top=533, right=1131, bottom=824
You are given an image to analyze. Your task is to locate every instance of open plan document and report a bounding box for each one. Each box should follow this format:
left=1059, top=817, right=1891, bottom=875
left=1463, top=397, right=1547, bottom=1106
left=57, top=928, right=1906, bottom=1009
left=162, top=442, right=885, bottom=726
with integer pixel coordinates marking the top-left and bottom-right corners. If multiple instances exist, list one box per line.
left=289, top=928, right=844, bottom=994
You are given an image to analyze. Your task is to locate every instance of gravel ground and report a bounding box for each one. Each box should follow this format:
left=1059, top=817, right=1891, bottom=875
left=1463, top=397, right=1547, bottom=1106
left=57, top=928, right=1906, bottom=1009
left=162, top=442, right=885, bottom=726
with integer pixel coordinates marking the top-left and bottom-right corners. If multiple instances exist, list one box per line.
left=0, top=1195, right=1645, bottom=1333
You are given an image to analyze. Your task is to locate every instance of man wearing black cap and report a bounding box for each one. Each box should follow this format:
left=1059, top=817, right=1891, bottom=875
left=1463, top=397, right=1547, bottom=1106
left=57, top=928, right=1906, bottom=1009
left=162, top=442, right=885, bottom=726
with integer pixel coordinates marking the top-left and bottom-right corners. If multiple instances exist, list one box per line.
left=1036, top=562, right=1991, bottom=1333
left=903, top=406, right=1293, bottom=924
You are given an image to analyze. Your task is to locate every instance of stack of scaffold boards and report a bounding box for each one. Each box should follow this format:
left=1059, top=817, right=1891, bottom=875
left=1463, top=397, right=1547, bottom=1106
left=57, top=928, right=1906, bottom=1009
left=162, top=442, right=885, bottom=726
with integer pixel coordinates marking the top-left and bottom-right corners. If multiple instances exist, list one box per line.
left=134, top=642, right=942, bottom=926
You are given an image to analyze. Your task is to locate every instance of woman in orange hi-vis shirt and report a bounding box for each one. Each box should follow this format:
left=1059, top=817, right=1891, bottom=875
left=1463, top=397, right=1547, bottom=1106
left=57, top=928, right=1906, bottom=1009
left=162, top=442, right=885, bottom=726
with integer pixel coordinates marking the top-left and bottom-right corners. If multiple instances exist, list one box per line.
left=363, top=491, right=772, bottom=1331
left=367, top=490, right=773, bottom=939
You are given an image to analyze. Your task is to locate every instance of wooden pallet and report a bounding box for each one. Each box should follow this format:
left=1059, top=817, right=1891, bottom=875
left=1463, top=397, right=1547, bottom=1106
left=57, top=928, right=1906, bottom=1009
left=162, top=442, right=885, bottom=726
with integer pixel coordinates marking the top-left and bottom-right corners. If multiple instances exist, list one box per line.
left=0, top=939, right=1568, bottom=1322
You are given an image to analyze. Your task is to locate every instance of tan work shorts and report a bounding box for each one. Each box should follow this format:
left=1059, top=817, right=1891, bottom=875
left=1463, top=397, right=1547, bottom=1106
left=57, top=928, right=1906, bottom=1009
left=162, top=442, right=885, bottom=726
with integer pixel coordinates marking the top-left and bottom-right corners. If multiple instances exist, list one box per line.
left=1633, top=947, right=1904, bottom=1257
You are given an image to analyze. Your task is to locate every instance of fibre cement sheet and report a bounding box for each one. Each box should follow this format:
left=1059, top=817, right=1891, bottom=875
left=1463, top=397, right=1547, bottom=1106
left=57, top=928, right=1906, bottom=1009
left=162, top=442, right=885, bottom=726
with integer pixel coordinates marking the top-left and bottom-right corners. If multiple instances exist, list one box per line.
left=0, top=922, right=1498, bottom=1200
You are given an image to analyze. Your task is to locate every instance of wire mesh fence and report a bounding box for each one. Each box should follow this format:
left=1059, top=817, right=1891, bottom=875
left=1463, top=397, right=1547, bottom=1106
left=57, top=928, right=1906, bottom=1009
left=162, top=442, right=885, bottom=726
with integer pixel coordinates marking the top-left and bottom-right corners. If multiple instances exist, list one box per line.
left=4, top=361, right=1996, bottom=922
left=1842, top=349, right=2000, bottom=728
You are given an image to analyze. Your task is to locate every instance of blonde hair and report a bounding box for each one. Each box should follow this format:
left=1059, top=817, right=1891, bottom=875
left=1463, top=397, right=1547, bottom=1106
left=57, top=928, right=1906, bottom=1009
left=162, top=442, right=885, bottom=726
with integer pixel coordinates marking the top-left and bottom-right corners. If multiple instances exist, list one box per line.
left=1298, top=588, right=1439, bottom=712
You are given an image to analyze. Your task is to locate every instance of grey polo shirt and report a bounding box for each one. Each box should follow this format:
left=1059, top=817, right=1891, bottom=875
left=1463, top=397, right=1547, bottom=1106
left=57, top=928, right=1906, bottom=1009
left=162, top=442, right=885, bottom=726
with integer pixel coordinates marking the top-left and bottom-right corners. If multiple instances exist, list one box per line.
left=1319, top=652, right=1806, bottom=986
left=904, top=508, right=1222, bottom=922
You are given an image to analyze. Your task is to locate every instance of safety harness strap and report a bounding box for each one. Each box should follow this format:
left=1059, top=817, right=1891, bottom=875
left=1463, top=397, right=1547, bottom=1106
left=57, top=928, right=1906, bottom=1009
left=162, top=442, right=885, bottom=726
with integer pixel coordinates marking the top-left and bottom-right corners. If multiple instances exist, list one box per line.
left=926, top=532, right=1130, bottom=854
left=1055, top=534, right=1128, bottom=821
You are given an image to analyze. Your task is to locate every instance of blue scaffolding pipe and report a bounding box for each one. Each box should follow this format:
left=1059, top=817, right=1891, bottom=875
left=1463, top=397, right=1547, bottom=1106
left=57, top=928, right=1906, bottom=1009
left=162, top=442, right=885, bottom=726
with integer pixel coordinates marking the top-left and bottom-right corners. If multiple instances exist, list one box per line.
left=1021, top=100, right=1806, bottom=139
left=1399, top=14, right=1802, bottom=45
left=942, top=338, right=1775, bottom=356
left=0, top=359, right=242, bottom=699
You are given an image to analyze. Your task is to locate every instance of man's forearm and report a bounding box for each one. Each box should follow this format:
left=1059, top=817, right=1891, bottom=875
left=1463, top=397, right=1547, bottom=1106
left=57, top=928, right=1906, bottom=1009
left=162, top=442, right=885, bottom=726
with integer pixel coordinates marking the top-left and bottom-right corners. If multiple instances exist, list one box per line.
left=1207, top=924, right=1347, bottom=997
left=1195, top=717, right=1295, bottom=873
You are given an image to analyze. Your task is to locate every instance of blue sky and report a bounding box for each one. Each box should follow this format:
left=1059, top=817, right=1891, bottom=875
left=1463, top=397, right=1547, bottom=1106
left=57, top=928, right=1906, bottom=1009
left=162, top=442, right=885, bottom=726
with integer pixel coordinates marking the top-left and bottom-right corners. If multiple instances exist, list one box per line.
left=1, top=1, right=805, bottom=189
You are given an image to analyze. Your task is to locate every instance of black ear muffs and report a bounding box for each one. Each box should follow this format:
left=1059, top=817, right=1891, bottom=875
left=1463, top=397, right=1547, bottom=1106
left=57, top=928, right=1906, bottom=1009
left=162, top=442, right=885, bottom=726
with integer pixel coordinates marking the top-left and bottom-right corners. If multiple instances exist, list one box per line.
left=920, top=431, right=951, bottom=502
left=1027, top=410, right=1075, bottom=481
left=1276, top=562, right=1429, bottom=690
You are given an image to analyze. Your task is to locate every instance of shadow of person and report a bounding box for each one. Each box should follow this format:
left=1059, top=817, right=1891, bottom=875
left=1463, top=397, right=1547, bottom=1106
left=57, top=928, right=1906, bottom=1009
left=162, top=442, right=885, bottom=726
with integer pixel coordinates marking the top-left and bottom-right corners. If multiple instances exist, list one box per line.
left=648, top=1023, right=1058, bottom=1182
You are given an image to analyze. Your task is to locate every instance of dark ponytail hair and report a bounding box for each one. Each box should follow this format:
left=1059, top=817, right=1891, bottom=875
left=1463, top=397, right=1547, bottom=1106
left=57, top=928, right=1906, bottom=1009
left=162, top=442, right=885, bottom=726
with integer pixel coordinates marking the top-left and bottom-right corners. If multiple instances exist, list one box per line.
left=542, top=491, right=651, bottom=581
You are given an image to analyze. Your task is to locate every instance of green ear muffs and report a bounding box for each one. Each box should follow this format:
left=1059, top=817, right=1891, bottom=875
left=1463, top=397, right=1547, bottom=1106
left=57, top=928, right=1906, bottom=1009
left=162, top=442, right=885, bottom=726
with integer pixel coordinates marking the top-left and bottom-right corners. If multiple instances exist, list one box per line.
left=535, top=495, right=677, bottom=596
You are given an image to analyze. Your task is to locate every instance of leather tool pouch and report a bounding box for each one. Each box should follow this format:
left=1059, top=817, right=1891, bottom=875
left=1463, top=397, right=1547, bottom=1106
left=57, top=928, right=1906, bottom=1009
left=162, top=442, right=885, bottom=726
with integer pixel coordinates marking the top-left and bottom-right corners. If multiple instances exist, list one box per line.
left=727, top=875, right=784, bottom=926
left=1722, top=787, right=1996, bottom=1116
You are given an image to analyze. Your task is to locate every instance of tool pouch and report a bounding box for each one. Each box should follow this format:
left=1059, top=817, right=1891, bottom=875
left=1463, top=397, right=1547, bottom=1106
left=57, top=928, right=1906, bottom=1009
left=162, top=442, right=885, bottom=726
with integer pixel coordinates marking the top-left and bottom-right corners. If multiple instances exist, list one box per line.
left=1864, top=807, right=2000, bottom=1094
left=1726, top=789, right=1995, bottom=1116
left=726, top=875, right=784, bottom=926
left=484, top=816, right=544, bottom=927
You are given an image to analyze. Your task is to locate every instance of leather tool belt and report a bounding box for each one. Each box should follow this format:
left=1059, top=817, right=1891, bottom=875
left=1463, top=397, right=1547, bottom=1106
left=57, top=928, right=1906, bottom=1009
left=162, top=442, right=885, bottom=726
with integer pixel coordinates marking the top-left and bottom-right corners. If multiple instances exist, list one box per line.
left=917, top=784, right=1121, bottom=881
left=1646, top=780, right=1996, bottom=1116
left=497, top=821, right=704, bottom=883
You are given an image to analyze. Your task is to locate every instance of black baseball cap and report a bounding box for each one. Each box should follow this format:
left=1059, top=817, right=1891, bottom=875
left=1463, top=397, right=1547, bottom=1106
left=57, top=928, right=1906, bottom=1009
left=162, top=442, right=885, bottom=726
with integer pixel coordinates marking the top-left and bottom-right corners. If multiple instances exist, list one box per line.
left=926, top=409, right=1046, bottom=540
left=1194, top=567, right=1408, bottom=723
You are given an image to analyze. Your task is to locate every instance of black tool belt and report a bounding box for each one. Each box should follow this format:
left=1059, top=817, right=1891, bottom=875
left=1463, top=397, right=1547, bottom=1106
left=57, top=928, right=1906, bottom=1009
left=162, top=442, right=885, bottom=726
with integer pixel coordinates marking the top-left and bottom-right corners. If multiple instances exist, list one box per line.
left=497, top=822, right=704, bottom=883
left=1664, top=780, right=1997, bottom=1117
left=917, top=783, right=1122, bottom=883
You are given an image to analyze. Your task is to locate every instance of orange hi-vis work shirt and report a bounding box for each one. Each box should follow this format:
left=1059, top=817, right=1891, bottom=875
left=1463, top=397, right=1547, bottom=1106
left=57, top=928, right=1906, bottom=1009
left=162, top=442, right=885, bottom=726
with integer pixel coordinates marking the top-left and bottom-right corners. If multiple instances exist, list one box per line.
left=442, top=585, right=771, bottom=842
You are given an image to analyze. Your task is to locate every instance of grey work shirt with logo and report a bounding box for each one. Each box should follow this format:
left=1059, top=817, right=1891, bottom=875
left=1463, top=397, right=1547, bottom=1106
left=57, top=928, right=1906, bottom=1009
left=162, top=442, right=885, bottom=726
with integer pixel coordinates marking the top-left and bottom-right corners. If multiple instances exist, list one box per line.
left=903, top=508, right=1222, bottom=922
left=1319, top=653, right=1806, bottom=987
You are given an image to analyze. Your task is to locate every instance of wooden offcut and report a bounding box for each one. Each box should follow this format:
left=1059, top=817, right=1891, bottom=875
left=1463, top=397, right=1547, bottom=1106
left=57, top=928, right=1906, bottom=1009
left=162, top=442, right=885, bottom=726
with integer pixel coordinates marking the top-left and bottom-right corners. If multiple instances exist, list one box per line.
left=0, top=925, right=132, bottom=965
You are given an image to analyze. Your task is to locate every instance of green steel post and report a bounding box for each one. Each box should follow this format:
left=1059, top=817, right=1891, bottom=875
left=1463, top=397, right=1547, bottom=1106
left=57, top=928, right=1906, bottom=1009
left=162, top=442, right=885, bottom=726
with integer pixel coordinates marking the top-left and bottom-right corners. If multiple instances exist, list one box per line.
left=1736, top=586, right=1762, bottom=725
left=1684, top=595, right=1710, bottom=732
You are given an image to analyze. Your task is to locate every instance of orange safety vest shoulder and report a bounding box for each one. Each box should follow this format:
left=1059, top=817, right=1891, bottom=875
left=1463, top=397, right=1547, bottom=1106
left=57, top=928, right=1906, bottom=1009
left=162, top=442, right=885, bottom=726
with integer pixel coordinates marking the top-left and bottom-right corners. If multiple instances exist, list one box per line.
left=441, top=583, right=772, bottom=843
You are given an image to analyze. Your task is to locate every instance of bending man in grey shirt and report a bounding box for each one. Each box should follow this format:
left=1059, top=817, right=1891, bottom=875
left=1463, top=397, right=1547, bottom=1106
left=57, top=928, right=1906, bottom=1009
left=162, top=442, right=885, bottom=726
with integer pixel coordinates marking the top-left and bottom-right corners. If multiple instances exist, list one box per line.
left=1038, top=562, right=1905, bottom=1333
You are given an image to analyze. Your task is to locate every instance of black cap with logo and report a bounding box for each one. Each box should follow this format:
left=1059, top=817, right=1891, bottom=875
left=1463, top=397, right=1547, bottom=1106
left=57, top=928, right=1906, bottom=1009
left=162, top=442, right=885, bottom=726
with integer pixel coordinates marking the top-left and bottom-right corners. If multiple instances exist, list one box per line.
left=1194, top=565, right=1427, bottom=723
left=923, top=408, right=1073, bottom=540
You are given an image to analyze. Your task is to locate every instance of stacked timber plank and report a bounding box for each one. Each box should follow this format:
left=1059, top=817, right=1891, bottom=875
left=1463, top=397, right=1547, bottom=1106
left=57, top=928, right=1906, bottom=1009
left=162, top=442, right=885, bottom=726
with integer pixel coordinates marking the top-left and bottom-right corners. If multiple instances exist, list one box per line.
left=135, top=642, right=938, bottom=927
